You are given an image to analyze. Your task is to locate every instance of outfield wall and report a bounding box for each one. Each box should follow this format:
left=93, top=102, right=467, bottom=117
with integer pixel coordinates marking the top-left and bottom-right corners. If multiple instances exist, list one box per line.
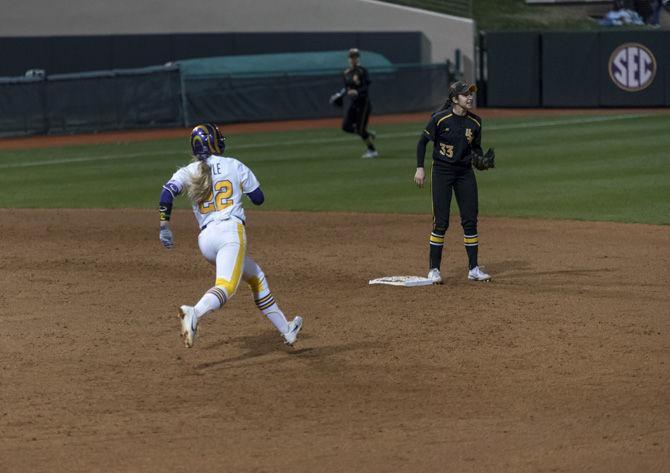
left=0, top=32, right=429, bottom=77
left=0, top=0, right=475, bottom=78
left=0, top=63, right=451, bottom=137
left=484, top=31, right=670, bottom=107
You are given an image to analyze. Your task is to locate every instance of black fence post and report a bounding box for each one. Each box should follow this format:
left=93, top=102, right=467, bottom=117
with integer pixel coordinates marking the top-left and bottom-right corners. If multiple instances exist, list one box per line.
left=476, top=31, right=487, bottom=107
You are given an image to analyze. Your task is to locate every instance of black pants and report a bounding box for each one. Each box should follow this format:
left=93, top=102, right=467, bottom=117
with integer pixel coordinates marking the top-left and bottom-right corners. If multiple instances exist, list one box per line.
left=429, top=163, right=479, bottom=270
left=342, top=98, right=372, bottom=140
left=432, top=163, right=478, bottom=233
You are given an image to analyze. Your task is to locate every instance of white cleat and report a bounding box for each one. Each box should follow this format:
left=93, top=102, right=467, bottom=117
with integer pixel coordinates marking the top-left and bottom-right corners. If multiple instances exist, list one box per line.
left=361, top=150, right=379, bottom=159
left=178, top=305, right=198, bottom=348
left=468, top=266, right=492, bottom=282
left=283, top=316, right=303, bottom=346
left=427, top=268, right=443, bottom=285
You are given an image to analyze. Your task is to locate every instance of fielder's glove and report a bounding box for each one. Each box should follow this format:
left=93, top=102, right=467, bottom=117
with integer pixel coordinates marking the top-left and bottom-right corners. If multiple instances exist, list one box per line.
left=159, top=226, right=174, bottom=249
left=329, top=88, right=346, bottom=107
left=470, top=148, right=496, bottom=171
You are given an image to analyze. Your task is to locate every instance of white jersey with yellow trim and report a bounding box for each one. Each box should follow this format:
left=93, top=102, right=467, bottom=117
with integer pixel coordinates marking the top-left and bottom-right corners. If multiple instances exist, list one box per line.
left=167, top=155, right=260, bottom=229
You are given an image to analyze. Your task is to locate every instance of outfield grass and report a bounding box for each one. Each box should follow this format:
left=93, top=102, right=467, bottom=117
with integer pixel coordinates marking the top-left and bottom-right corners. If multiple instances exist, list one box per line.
left=473, top=0, right=602, bottom=31
left=1, top=113, right=669, bottom=224
left=380, top=0, right=611, bottom=32
left=380, top=0, right=472, bottom=19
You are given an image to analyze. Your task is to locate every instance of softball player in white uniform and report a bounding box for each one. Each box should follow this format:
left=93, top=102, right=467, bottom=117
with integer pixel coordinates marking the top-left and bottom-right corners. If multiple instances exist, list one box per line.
left=158, top=123, right=302, bottom=348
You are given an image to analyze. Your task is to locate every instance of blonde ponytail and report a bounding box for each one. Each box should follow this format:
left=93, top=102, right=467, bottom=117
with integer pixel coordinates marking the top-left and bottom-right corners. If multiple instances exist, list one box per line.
left=187, top=159, right=213, bottom=206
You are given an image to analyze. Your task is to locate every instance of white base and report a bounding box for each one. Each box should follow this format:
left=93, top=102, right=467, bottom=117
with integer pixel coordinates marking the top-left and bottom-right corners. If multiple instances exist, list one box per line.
left=368, top=276, right=434, bottom=287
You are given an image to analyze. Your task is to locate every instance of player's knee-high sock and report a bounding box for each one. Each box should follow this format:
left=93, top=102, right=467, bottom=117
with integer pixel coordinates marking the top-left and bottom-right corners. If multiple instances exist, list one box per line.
left=194, top=286, right=227, bottom=320
left=429, top=231, right=445, bottom=269
left=361, top=130, right=376, bottom=151
left=464, top=234, right=479, bottom=270
left=247, top=274, right=289, bottom=334
left=364, top=136, right=376, bottom=151
left=257, top=295, right=290, bottom=335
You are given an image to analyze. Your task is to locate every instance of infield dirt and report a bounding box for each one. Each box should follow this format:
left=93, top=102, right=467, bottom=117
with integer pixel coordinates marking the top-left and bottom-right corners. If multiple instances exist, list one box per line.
left=1, top=209, right=668, bottom=472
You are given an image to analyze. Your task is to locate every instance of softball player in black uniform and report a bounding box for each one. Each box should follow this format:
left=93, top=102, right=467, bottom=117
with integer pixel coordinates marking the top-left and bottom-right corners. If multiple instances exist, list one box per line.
left=414, top=81, right=492, bottom=283
left=341, top=48, right=378, bottom=158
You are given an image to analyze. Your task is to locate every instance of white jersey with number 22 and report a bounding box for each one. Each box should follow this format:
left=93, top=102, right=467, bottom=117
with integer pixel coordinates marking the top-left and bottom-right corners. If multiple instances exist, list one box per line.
left=167, top=155, right=260, bottom=229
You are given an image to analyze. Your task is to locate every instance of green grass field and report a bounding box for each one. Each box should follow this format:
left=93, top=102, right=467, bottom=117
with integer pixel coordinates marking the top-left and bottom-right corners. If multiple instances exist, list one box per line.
left=382, top=0, right=617, bottom=31
left=1, top=112, right=669, bottom=224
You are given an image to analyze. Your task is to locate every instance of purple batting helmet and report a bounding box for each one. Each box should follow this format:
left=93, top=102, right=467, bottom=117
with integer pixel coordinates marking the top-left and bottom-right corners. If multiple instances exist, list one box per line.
left=190, top=123, right=225, bottom=160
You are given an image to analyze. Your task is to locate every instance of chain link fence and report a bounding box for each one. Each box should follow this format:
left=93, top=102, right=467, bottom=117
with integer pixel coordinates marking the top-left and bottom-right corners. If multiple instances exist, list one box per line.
left=0, top=63, right=450, bottom=137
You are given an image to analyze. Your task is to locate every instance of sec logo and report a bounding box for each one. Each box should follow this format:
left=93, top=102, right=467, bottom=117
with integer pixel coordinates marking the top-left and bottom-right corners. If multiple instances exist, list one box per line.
left=609, top=43, right=657, bottom=92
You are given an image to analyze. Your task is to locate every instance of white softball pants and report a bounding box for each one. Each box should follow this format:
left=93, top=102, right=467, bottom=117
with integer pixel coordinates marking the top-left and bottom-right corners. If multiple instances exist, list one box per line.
left=197, top=218, right=272, bottom=301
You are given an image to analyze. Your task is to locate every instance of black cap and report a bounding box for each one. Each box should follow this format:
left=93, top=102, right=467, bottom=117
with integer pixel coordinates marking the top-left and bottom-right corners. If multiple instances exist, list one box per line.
left=448, top=81, right=477, bottom=98
left=348, top=48, right=360, bottom=58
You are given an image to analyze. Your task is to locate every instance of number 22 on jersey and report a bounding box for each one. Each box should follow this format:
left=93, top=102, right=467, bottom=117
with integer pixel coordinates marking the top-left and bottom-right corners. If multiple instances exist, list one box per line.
left=199, top=180, right=233, bottom=214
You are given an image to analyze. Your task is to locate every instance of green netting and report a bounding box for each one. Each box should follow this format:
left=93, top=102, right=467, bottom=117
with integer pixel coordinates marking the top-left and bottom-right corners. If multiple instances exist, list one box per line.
left=0, top=65, right=183, bottom=137
left=45, top=66, right=183, bottom=134
left=0, top=77, right=47, bottom=136
left=177, top=50, right=395, bottom=78
left=182, top=63, right=449, bottom=125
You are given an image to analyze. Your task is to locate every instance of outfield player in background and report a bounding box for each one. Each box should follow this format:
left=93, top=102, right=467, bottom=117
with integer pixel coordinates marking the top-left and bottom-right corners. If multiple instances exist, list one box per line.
left=341, top=48, right=378, bottom=159
left=157, top=123, right=303, bottom=348
left=413, top=81, right=492, bottom=284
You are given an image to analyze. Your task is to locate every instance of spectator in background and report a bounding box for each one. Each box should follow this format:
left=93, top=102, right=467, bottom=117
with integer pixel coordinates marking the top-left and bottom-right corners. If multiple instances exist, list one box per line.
left=634, top=0, right=654, bottom=22
left=649, top=0, right=667, bottom=26
left=599, top=0, right=645, bottom=25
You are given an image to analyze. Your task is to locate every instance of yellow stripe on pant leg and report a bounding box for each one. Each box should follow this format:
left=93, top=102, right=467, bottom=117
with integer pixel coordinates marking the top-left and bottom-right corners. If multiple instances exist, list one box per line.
left=215, top=223, right=247, bottom=296
left=247, top=275, right=265, bottom=293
